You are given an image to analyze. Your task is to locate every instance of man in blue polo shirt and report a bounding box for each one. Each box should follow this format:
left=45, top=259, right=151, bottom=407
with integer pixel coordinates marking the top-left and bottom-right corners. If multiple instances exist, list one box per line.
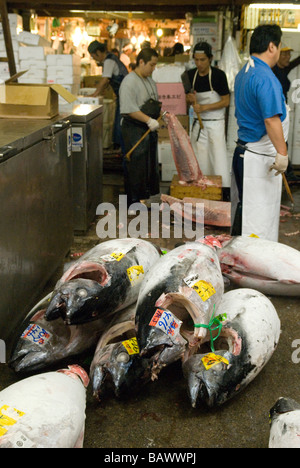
left=232, top=24, right=289, bottom=242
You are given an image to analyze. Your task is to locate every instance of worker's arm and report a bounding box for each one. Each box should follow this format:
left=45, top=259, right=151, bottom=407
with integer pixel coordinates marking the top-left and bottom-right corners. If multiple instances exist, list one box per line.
left=194, top=94, right=230, bottom=113
left=92, top=77, right=110, bottom=97
left=127, top=111, right=160, bottom=131
left=127, top=111, right=150, bottom=124
left=287, top=55, right=300, bottom=73
left=264, top=115, right=288, bottom=155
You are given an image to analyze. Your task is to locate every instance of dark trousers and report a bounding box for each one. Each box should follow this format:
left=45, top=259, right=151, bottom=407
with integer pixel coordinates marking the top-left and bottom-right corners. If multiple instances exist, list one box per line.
left=122, top=120, right=160, bottom=206
left=231, top=141, right=245, bottom=236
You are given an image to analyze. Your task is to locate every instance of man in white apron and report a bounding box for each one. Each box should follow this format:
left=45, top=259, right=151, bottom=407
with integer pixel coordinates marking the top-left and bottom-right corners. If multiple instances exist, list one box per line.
left=185, top=42, right=231, bottom=189
left=232, top=25, right=288, bottom=242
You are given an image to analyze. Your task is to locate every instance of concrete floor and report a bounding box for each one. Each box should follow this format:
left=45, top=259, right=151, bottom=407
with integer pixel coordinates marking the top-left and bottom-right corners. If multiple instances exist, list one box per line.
left=1, top=167, right=300, bottom=449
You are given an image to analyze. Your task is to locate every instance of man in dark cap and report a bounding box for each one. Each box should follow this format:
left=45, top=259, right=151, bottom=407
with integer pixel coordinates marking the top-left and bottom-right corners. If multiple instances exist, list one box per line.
left=88, top=40, right=128, bottom=151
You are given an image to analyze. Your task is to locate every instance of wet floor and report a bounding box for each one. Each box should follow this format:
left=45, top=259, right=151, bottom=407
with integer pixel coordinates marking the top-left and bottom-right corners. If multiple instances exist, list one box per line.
left=1, top=166, right=300, bottom=449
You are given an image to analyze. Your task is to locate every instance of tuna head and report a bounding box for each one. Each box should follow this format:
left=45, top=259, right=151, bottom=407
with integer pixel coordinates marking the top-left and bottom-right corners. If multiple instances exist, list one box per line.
left=91, top=341, right=147, bottom=400
left=45, top=278, right=104, bottom=325
left=182, top=322, right=254, bottom=408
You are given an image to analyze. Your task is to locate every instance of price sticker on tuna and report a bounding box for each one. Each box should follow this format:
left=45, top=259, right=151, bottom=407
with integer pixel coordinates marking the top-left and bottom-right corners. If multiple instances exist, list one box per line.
left=21, top=324, right=51, bottom=345
left=122, top=337, right=140, bottom=355
left=202, top=353, right=229, bottom=370
left=110, top=252, right=125, bottom=261
left=149, top=308, right=182, bottom=337
left=0, top=405, right=25, bottom=437
left=192, top=280, right=216, bottom=302
left=127, top=265, right=144, bottom=286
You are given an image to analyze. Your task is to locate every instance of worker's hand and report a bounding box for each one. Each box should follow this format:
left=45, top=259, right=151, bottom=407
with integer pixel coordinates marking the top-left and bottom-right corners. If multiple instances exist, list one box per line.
left=147, top=118, right=160, bottom=131
left=269, top=152, right=289, bottom=176
left=186, top=92, right=196, bottom=105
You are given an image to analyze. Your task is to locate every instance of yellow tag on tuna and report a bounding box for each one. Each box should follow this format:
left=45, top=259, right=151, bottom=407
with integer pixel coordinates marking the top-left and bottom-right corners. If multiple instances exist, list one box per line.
left=122, top=337, right=140, bottom=355
left=192, top=280, right=216, bottom=301
left=202, top=353, right=229, bottom=370
left=110, top=252, right=125, bottom=261
left=127, top=265, right=144, bottom=285
left=0, top=405, right=25, bottom=437
left=249, top=233, right=259, bottom=238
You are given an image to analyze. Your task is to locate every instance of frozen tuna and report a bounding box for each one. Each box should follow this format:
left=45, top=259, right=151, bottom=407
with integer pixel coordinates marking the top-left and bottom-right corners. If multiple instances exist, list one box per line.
left=90, top=303, right=141, bottom=400
left=216, top=235, right=300, bottom=296
left=0, top=365, right=89, bottom=448
left=131, top=241, right=224, bottom=382
left=182, top=288, right=280, bottom=408
left=45, top=238, right=161, bottom=325
left=9, top=293, right=108, bottom=373
left=269, top=397, right=300, bottom=448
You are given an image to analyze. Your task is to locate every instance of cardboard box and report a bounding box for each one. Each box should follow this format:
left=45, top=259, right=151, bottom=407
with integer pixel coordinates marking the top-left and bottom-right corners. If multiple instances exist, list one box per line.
left=83, top=75, right=116, bottom=99
left=170, top=174, right=222, bottom=201
left=0, top=81, right=77, bottom=119
left=156, top=82, right=187, bottom=115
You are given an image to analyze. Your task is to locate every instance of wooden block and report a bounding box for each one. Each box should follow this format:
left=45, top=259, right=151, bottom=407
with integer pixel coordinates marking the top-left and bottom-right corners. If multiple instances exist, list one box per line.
left=170, top=174, right=222, bottom=201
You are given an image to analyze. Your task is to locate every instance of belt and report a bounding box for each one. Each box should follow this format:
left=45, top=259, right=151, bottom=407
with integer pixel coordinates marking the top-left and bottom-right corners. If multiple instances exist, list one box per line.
left=235, top=140, right=275, bottom=159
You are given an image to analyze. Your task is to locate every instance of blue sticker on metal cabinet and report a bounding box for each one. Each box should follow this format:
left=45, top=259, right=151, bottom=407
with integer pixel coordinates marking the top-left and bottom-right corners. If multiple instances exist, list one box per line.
left=72, top=127, right=83, bottom=152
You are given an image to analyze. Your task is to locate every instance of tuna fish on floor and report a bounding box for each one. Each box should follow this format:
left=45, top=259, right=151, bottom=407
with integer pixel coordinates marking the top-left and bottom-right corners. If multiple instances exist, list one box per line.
left=182, top=288, right=281, bottom=408
left=269, top=397, right=300, bottom=448
left=127, top=241, right=224, bottom=386
left=44, top=238, right=161, bottom=325
left=0, top=365, right=89, bottom=448
left=214, top=235, right=300, bottom=296
left=9, top=293, right=109, bottom=373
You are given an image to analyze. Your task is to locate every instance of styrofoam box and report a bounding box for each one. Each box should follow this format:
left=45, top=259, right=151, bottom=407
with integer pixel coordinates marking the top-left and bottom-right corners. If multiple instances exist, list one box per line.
left=0, top=50, right=19, bottom=64
left=158, top=141, right=174, bottom=164
left=47, top=65, right=81, bottom=77
left=46, top=54, right=81, bottom=67
left=77, top=96, right=102, bottom=105
left=78, top=87, right=97, bottom=96
left=19, top=46, right=54, bottom=61
left=0, top=25, right=19, bottom=39
left=23, top=69, right=47, bottom=79
left=47, top=75, right=81, bottom=85
left=20, top=59, right=47, bottom=70
left=0, top=39, right=19, bottom=52
left=18, top=31, right=51, bottom=48
left=7, top=13, right=23, bottom=29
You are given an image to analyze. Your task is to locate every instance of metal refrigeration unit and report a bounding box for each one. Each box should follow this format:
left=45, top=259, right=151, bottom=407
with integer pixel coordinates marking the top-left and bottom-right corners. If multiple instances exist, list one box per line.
left=0, top=117, right=73, bottom=343
left=69, top=104, right=103, bottom=233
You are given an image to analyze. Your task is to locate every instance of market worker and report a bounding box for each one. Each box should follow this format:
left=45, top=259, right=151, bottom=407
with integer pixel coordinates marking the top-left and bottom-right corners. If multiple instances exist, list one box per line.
left=88, top=40, right=128, bottom=151
left=120, top=43, right=133, bottom=70
left=272, top=45, right=300, bottom=182
left=185, top=41, right=231, bottom=189
left=232, top=24, right=288, bottom=242
left=119, top=48, right=161, bottom=207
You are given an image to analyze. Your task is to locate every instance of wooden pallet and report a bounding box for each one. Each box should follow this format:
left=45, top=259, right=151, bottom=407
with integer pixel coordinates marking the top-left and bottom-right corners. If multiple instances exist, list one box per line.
left=170, top=174, right=223, bottom=201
